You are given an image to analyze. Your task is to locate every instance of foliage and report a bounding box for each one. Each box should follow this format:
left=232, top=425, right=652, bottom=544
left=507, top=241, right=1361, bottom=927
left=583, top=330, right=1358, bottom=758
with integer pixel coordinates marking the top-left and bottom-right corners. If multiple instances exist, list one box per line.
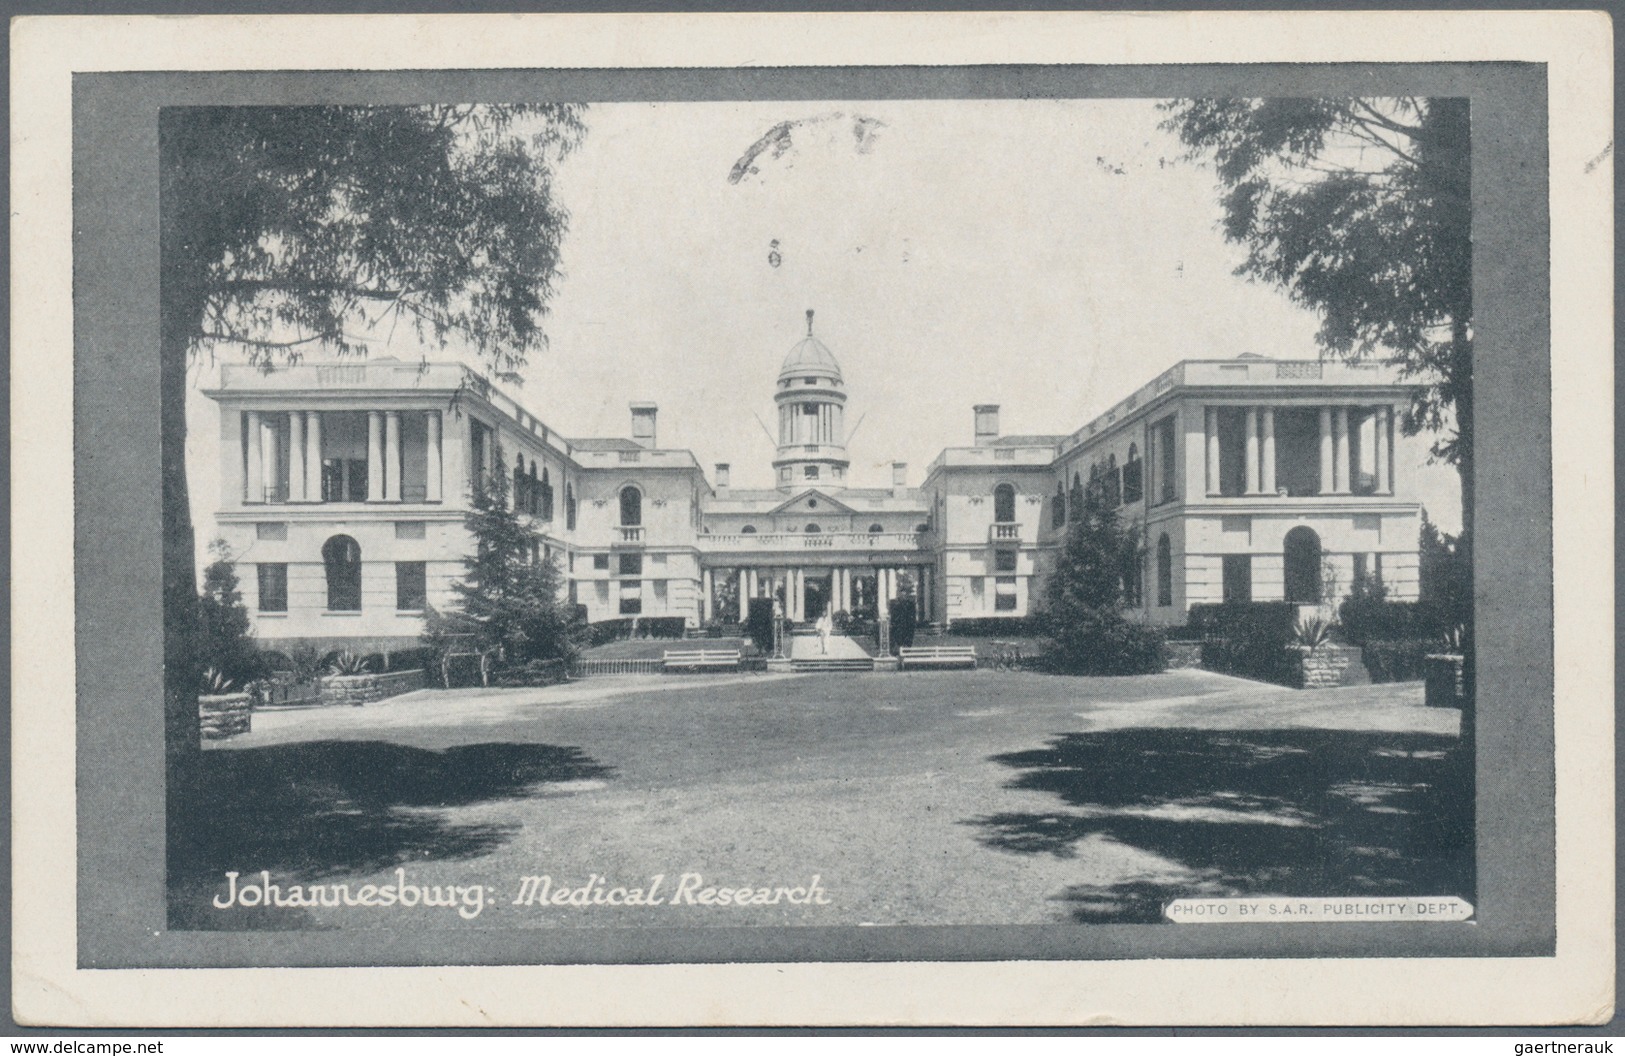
left=327, top=651, right=371, bottom=677
left=1292, top=617, right=1333, bottom=650
left=1338, top=573, right=1448, bottom=646
left=200, top=668, right=235, bottom=695
left=425, top=440, right=580, bottom=667
left=285, top=644, right=327, bottom=684
left=161, top=104, right=584, bottom=757
left=195, top=539, right=268, bottom=687
left=1360, top=640, right=1436, bottom=683
left=1419, top=510, right=1472, bottom=631
left=887, top=597, right=918, bottom=652
left=584, top=617, right=688, bottom=647
left=744, top=597, right=776, bottom=655
left=1039, top=489, right=1165, bottom=675
left=1161, top=98, right=1473, bottom=504
left=1189, top=602, right=1299, bottom=685
left=947, top=616, right=1044, bottom=637
left=494, top=658, right=570, bottom=688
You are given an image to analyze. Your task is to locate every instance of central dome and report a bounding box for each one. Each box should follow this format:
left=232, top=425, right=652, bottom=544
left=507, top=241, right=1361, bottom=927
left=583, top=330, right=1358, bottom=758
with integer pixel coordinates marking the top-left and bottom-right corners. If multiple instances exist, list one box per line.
left=778, top=309, right=843, bottom=382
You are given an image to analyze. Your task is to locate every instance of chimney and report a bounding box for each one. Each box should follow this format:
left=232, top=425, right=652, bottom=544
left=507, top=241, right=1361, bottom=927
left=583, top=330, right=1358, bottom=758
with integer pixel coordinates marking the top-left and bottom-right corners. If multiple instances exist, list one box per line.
left=974, top=404, right=1001, bottom=447
left=892, top=460, right=908, bottom=497
left=714, top=463, right=730, bottom=498
left=629, top=402, right=658, bottom=449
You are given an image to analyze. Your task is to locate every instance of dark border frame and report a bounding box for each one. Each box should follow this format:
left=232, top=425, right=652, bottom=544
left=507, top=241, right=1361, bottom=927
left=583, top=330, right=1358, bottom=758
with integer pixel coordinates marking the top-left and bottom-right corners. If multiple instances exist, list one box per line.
left=73, top=62, right=1553, bottom=968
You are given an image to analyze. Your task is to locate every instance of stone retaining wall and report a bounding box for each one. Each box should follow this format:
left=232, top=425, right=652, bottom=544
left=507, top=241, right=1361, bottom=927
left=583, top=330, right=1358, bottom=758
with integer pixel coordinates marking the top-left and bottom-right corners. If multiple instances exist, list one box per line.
left=1425, top=653, right=1468, bottom=709
left=199, top=692, right=251, bottom=739
left=318, top=669, right=427, bottom=706
left=1288, top=644, right=1364, bottom=690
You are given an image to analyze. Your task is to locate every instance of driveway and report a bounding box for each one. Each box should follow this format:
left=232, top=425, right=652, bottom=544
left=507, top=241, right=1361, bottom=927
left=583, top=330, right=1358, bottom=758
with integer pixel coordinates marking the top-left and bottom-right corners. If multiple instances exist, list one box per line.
left=171, top=669, right=1467, bottom=930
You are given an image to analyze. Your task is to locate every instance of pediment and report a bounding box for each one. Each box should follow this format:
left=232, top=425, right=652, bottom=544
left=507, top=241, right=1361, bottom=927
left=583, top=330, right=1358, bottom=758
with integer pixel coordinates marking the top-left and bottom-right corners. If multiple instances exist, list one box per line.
left=766, top=488, right=858, bottom=516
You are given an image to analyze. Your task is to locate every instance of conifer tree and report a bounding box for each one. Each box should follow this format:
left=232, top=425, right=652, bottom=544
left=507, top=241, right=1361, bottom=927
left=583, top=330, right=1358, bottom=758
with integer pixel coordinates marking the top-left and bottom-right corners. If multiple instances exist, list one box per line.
left=1040, top=490, right=1164, bottom=675
left=427, top=440, right=577, bottom=669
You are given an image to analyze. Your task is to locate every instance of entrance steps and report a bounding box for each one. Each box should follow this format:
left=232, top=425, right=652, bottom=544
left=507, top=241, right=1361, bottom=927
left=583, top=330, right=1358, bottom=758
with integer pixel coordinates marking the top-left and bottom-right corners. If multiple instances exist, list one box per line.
left=789, top=657, right=876, bottom=673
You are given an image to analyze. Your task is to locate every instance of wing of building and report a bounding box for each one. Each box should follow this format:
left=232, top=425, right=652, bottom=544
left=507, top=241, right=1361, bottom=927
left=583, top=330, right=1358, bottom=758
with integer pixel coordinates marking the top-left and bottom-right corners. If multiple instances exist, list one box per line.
left=203, top=316, right=1424, bottom=655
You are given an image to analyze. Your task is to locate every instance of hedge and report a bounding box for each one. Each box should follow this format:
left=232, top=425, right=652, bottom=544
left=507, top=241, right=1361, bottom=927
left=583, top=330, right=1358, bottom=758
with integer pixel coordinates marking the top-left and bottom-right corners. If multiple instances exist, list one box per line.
left=948, top=616, right=1043, bottom=637
left=1188, top=602, right=1299, bottom=686
left=1337, top=598, right=1449, bottom=646
left=1359, top=639, right=1435, bottom=683
left=888, top=598, right=918, bottom=651
left=586, top=616, right=687, bottom=647
left=744, top=597, right=775, bottom=655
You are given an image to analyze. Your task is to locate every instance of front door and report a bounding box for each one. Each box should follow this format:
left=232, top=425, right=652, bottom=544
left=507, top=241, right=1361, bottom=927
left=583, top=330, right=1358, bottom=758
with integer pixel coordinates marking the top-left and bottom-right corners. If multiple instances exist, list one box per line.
left=804, top=576, right=830, bottom=621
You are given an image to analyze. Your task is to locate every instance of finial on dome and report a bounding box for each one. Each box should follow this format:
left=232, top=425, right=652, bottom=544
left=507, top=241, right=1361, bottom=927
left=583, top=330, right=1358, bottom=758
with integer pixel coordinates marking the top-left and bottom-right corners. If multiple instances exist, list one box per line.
left=806, top=308, right=814, bottom=336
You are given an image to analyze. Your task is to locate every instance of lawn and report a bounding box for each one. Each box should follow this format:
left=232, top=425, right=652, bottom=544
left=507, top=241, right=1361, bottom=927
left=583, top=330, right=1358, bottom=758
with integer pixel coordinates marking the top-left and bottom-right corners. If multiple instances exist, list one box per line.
left=171, top=669, right=1469, bottom=932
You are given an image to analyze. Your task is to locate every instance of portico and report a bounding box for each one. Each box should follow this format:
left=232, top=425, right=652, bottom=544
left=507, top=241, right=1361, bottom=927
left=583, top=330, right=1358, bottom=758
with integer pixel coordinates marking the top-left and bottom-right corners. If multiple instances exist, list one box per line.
left=1204, top=401, right=1397, bottom=498
left=701, top=555, right=935, bottom=623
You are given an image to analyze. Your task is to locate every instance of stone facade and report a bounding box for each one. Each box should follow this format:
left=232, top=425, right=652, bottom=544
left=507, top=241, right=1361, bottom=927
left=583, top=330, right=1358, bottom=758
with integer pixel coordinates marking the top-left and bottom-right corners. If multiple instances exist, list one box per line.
left=203, top=318, right=1427, bottom=656
left=318, top=669, right=427, bottom=706
left=1288, top=643, right=1365, bottom=690
left=199, top=692, right=251, bottom=739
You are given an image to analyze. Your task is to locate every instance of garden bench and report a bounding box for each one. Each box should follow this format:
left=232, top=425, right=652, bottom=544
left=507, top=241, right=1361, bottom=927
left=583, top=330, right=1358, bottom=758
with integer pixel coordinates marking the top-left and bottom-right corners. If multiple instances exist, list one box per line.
left=897, top=645, right=978, bottom=670
left=662, top=648, right=743, bottom=672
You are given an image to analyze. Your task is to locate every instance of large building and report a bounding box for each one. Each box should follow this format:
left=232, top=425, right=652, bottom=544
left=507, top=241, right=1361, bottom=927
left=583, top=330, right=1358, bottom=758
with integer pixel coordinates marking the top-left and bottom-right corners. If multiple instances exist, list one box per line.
left=203, top=314, right=1423, bottom=655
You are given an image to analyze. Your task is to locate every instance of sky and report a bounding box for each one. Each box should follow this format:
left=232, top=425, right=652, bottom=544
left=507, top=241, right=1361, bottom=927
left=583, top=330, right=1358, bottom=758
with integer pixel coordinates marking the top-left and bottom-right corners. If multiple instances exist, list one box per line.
left=185, top=98, right=1464, bottom=547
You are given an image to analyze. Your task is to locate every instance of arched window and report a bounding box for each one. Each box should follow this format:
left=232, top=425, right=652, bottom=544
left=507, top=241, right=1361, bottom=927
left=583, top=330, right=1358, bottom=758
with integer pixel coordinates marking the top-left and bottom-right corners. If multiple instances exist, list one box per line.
left=619, top=485, right=642, bottom=527
left=869, top=523, right=884, bottom=533
left=1053, top=481, right=1067, bottom=528
left=540, top=467, right=554, bottom=522
left=993, top=483, right=1016, bottom=523
left=1155, top=533, right=1173, bottom=608
left=805, top=523, right=821, bottom=533
left=322, top=534, right=362, bottom=612
left=1122, top=443, right=1144, bottom=504
left=565, top=483, right=577, bottom=531
left=741, top=525, right=757, bottom=534
left=1284, top=526, right=1323, bottom=604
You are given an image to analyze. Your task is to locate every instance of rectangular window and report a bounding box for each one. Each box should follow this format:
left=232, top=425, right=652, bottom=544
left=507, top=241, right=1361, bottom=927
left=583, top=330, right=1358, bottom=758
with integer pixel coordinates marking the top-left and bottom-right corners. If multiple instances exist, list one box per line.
left=619, top=581, right=643, bottom=615
left=256, top=522, right=287, bottom=541
left=1222, top=555, right=1253, bottom=603
left=994, top=576, right=1019, bottom=611
left=593, top=553, right=610, bottom=571
left=394, top=521, right=427, bottom=540
left=994, top=549, right=1018, bottom=573
left=653, top=581, right=668, bottom=602
left=804, top=465, right=819, bottom=479
left=618, top=552, right=643, bottom=576
left=1154, top=416, right=1178, bottom=503
left=396, top=562, right=427, bottom=611
left=256, top=563, right=288, bottom=613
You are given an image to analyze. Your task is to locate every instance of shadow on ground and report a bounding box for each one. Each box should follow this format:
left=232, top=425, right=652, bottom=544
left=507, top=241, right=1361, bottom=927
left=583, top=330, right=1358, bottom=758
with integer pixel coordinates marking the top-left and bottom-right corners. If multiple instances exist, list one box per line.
left=168, top=740, right=613, bottom=929
left=970, top=728, right=1473, bottom=923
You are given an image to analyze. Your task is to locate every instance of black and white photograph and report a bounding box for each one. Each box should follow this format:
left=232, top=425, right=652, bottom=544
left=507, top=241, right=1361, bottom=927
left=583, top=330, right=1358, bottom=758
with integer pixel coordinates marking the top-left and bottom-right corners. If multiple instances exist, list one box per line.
left=13, top=10, right=1613, bottom=1027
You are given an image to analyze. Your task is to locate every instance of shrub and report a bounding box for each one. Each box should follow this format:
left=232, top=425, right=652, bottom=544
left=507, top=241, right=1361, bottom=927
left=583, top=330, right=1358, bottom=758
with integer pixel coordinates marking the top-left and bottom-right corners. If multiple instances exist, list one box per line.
left=1292, top=617, right=1332, bottom=649
left=1039, top=489, right=1163, bottom=675
left=1042, top=614, right=1166, bottom=676
left=1190, top=602, right=1298, bottom=685
left=744, top=597, right=775, bottom=655
left=1360, top=639, right=1434, bottom=683
left=888, top=597, right=918, bottom=651
left=494, top=657, right=569, bottom=687
left=196, top=540, right=270, bottom=687
left=328, top=651, right=370, bottom=676
left=585, top=616, right=686, bottom=646
left=947, top=616, right=1043, bottom=637
left=1339, top=596, right=1446, bottom=646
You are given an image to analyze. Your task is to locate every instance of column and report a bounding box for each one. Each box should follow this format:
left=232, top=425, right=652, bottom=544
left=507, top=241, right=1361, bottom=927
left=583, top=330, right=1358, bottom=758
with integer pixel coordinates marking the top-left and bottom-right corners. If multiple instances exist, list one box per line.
left=1205, top=407, right=1220, bottom=495
left=792, top=569, right=804, bottom=621
left=305, top=412, right=323, bottom=503
left=1244, top=407, right=1261, bottom=495
left=1374, top=406, right=1391, bottom=495
left=737, top=570, right=749, bottom=621
left=385, top=411, right=402, bottom=501
left=260, top=418, right=277, bottom=502
left=702, top=569, right=714, bottom=622
left=367, top=411, right=384, bottom=501
left=1260, top=407, right=1277, bottom=495
left=425, top=411, right=443, bottom=502
left=245, top=411, right=264, bottom=503
left=288, top=411, right=306, bottom=502
left=1333, top=407, right=1351, bottom=494
left=1318, top=407, right=1334, bottom=495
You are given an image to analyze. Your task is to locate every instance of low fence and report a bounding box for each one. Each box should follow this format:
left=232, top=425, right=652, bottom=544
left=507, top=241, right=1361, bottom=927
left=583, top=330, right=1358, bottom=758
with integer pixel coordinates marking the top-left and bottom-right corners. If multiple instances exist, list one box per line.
left=570, top=658, right=665, bottom=678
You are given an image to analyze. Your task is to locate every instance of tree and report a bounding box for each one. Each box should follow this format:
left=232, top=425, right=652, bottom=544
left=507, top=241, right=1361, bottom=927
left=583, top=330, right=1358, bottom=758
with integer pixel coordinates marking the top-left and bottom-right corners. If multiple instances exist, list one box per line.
left=1418, top=508, right=1472, bottom=633
left=1039, top=490, right=1164, bottom=675
left=194, top=539, right=266, bottom=689
left=426, top=441, right=578, bottom=673
left=160, top=105, right=583, bottom=758
left=1161, top=99, right=1473, bottom=531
